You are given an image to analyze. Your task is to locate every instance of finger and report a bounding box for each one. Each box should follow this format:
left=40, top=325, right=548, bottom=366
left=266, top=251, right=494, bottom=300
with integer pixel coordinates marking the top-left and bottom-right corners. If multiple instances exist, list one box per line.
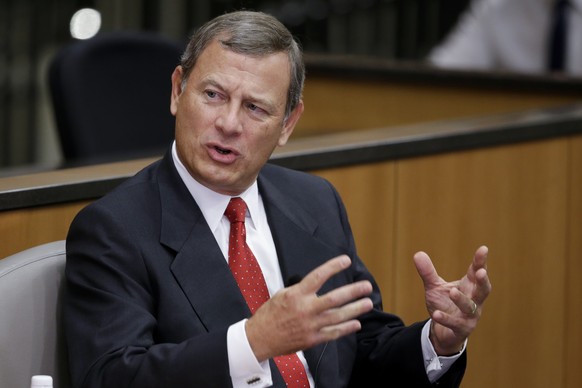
left=463, top=246, right=491, bottom=305
left=470, top=245, right=488, bottom=274
left=315, top=280, right=373, bottom=313
left=432, top=310, right=473, bottom=339
left=450, top=287, right=478, bottom=316
left=317, top=297, right=374, bottom=326
left=413, top=251, right=441, bottom=288
left=298, top=255, right=352, bottom=295
left=316, top=319, right=363, bottom=343
left=313, top=298, right=375, bottom=343
left=471, top=267, right=492, bottom=306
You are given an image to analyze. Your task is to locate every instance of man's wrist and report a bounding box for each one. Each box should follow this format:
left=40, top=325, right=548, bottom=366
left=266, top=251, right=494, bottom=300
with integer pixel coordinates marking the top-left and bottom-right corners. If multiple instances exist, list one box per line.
left=228, top=319, right=273, bottom=387
left=428, top=320, right=465, bottom=356
left=421, top=320, right=466, bottom=383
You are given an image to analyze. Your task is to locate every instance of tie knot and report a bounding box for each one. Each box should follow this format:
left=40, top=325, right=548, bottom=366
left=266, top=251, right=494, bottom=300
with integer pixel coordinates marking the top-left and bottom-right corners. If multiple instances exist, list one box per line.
left=225, top=197, right=247, bottom=224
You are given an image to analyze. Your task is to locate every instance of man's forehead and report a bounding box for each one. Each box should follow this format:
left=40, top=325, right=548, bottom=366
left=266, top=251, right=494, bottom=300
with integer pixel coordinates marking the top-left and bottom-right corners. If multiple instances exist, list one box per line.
left=193, top=42, right=290, bottom=108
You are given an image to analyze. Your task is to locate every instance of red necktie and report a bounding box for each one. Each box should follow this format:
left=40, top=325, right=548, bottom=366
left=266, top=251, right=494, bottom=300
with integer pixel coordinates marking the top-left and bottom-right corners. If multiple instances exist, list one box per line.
left=225, top=197, right=310, bottom=387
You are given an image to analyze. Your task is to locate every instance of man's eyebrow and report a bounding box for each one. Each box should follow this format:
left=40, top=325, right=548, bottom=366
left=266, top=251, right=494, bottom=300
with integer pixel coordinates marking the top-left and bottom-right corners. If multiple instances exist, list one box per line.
left=200, top=77, right=224, bottom=91
left=202, top=76, right=279, bottom=113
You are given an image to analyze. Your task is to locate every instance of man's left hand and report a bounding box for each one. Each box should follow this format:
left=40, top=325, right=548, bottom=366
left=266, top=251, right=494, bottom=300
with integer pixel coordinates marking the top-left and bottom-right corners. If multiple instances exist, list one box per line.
left=413, top=245, right=492, bottom=355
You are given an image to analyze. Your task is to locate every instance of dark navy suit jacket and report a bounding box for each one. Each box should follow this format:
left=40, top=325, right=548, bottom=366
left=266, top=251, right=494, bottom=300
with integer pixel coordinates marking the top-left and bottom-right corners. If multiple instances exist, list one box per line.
left=64, top=152, right=466, bottom=387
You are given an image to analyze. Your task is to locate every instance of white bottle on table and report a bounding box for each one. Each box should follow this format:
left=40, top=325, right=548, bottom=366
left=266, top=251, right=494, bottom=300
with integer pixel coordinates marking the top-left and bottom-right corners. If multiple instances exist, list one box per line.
left=31, top=375, right=53, bottom=388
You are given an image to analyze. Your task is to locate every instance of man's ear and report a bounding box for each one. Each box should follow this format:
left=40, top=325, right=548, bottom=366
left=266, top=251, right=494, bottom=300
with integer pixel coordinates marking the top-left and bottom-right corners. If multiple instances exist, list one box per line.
left=170, top=66, right=184, bottom=116
left=278, top=100, right=304, bottom=147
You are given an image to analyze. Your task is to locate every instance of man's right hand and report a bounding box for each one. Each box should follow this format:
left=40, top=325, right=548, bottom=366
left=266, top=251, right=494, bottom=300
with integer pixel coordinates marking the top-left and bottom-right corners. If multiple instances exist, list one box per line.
left=245, top=255, right=374, bottom=362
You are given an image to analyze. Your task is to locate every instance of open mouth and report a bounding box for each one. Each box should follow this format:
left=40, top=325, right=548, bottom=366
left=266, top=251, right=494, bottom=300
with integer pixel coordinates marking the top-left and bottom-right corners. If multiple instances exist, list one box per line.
left=215, top=146, right=231, bottom=155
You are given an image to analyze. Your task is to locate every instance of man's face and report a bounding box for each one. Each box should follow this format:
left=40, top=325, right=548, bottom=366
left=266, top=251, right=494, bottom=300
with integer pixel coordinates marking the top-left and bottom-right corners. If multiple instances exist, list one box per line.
left=170, top=39, right=304, bottom=196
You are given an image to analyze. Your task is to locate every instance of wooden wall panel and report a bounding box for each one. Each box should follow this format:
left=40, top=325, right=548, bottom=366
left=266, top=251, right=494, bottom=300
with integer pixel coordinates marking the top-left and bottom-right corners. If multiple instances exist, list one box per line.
left=392, top=138, right=570, bottom=387
left=566, top=135, right=582, bottom=387
left=0, top=201, right=89, bottom=258
left=296, top=77, right=580, bottom=136
left=313, top=162, right=398, bottom=311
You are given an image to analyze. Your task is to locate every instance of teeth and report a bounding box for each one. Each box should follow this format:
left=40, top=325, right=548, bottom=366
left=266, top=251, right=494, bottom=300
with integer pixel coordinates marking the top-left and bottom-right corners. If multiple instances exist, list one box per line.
left=216, top=147, right=230, bottom=155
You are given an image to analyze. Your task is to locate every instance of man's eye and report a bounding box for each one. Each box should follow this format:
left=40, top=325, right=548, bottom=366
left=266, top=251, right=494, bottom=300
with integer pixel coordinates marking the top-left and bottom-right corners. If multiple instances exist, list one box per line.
left=247, top=103, right=265, bottom=115
left=205, top=90, right=218, bottom=98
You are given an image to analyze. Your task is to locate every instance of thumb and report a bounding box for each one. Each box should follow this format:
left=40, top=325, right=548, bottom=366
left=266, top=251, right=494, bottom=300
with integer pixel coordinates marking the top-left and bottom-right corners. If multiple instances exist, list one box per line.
left=413, top=251, right=440, bottom=288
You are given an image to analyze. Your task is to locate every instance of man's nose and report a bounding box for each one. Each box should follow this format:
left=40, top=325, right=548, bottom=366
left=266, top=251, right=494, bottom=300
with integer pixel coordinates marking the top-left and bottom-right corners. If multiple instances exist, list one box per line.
left=215, top=103, right=243, bottom=135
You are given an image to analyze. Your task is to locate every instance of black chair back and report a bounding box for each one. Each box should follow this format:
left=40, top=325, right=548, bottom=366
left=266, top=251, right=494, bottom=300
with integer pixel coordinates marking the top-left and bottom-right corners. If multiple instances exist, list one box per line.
left=49, top=32, right=184, bottom=165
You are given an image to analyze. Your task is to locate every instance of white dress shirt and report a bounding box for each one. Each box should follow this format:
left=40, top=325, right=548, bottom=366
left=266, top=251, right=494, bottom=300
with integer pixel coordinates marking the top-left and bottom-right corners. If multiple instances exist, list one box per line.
left=171, top=142, right=462, bottom=386
left=428, top=0, right=582, bottom=76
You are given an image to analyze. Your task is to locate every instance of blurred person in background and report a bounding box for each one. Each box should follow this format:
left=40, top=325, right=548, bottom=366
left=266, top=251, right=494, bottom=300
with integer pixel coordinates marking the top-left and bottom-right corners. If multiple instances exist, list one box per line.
left=428, top=0, right=582, bottom=76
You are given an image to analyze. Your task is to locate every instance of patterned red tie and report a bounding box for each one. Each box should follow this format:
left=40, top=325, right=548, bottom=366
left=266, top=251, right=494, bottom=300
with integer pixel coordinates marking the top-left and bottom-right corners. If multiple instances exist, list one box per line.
left=225, top=197, right=310, bottom=387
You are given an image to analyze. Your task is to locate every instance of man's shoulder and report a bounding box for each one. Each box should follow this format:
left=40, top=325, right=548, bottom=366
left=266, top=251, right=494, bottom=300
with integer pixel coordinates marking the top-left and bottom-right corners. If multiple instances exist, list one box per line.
left=261, top=163, right=327, bottom=184
left=260, top=163, right=333, bottom=192
left=79, top=158, right=166, bottom=215
left=259, top=163, right=338, bottom=204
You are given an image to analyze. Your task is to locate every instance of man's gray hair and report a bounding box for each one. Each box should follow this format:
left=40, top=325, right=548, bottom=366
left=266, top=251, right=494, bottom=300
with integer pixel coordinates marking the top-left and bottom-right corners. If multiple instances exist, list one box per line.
left=180, top=10, right=305, bottom=120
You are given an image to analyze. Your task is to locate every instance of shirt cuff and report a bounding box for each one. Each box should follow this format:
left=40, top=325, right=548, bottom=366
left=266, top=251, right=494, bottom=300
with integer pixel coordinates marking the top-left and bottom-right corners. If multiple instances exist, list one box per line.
left=421, top=320, right=467, bottom=383
left=227, top=319, right=273, bottom=388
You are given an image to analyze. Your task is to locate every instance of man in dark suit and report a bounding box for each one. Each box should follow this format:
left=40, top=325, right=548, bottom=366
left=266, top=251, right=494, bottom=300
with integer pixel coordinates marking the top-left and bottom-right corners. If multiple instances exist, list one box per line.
left=64, top=10, right=491, bottom=388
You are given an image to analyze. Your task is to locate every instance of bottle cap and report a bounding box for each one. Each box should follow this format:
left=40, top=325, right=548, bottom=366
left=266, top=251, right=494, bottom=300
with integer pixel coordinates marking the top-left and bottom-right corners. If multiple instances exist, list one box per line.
left=31, top=375, right=53, bottom=387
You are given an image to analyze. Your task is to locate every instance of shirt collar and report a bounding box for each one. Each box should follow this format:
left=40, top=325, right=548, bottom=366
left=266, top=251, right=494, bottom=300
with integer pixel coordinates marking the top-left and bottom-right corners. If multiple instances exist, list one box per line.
left=171, top=141, right=261, bottom=232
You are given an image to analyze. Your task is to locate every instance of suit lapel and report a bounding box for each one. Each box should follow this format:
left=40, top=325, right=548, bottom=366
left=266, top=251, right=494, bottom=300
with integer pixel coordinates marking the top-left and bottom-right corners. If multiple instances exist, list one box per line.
left=171, top=222, right=252, bottom=328
left=157, top=155, right=250, bottom=330
left=258, top=172, right=345, bottom=291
